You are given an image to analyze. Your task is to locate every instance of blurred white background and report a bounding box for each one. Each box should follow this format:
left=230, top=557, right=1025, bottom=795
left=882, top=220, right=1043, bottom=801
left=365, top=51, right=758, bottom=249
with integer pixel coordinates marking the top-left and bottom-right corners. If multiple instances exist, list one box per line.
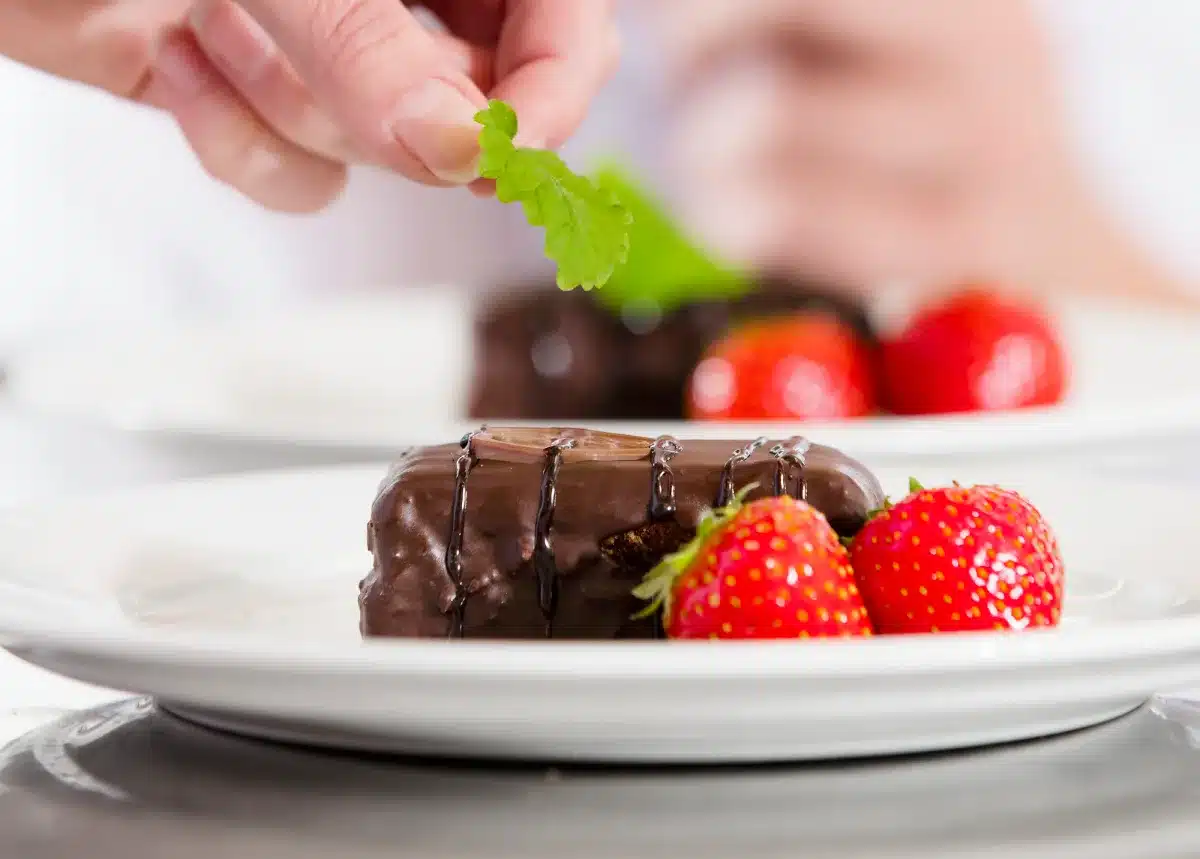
left=0, top=0, right=1197, bottom=505
left=1042, top=0, right=1200, bottom=284
left=0, top=0, right=1197, bottom=359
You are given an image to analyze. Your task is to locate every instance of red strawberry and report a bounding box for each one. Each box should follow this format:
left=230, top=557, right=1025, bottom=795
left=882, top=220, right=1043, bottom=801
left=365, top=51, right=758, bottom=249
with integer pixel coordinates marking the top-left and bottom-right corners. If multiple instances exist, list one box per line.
left=634, top=489, right=873, bottom=639
left=686, top=315, right=877, bottom=421
left=849, top=480, right=1065, bottom=634
left=881, top=289, right=1068, bottom=415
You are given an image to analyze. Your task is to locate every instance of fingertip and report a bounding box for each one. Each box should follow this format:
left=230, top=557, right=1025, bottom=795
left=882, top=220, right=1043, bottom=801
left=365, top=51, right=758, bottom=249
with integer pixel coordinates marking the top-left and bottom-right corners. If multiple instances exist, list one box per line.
left=486, top=66, right=584, bottom=151
left=389, top=76, right=484, bottom=183
left=468, top=178, right=496, bottom=197
left=493, top=0, right=620, bottom=148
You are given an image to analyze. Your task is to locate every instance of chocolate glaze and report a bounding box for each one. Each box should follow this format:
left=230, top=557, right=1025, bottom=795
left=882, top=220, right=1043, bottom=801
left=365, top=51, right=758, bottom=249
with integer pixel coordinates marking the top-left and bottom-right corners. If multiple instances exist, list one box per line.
left=360, top=427, right=885, bottom=640
left=647, top=435, right=682, bottom=521
left=715, top=437, right=769, bottom=507
left=771, top=436, right=813, bottom=501
left=443, top=432, right=480, bottom=637
left=533, top=438, right=574, bottom=636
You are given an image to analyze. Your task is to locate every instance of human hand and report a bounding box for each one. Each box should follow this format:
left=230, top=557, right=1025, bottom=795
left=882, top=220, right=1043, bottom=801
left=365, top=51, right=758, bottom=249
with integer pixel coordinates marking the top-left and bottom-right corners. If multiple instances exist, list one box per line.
left=650, top=0, right=1183, bottom=304
left=1, top=0, right=620, bottom=212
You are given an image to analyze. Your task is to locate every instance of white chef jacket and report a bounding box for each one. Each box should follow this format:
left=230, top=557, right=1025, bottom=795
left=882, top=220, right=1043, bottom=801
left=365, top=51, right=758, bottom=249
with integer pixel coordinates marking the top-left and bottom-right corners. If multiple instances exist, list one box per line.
left=0, top=0, right=1196, bottom=357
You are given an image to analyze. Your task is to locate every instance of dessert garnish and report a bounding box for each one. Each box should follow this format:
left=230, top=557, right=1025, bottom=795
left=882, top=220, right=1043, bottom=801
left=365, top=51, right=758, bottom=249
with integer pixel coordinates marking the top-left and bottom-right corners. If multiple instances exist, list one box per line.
left=633, top=485, right=874, bottom=640
left=848, top=479, right=1065, bottom=634
left=633, top=474, right=1064, bottom=639
left=590, top=163, right=749, bottom=315
left=475, top=101, right=632, bottom=291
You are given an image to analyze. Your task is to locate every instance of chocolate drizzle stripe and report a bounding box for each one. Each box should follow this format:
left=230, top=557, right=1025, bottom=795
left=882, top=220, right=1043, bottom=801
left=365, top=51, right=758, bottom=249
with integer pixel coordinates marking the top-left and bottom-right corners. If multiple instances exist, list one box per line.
left=648, top=435, right=683, bottom=521
left=647, top=435, right=682, bottom=642
left=444, top=430, right=483, bottom=638
left=770, top=436, right=812, bottom=500
left=533, top=438, right=575, bottom=638
left=715, top=436, right=770, bottom=507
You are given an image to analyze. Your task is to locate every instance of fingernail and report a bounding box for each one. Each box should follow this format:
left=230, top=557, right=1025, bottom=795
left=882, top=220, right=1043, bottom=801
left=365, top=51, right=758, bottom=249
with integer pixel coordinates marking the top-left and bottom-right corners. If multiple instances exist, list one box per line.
left=390, top=78, right=481, bottom=184
left=149, top=38, right=211, bottom=102
left=189, top=0, right=274, bottom=82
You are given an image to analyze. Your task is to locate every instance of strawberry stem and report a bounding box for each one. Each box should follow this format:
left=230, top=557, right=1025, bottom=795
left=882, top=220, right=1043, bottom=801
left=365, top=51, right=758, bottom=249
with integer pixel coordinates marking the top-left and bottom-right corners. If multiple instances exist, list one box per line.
left=857, top=496, right=894, bottom=529
left=631, top=482, right=758, bottom=619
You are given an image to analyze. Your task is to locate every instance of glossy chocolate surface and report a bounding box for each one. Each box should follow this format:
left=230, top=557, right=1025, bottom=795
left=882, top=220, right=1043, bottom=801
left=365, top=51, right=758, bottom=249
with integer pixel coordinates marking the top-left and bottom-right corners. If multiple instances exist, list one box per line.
left=359, top=428, right=885, bottom=640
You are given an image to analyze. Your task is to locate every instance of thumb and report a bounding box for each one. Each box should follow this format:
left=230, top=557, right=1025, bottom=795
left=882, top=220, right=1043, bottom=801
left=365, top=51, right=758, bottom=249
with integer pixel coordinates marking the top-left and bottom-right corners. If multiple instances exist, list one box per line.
left=235, top=0, right=485, bottom=184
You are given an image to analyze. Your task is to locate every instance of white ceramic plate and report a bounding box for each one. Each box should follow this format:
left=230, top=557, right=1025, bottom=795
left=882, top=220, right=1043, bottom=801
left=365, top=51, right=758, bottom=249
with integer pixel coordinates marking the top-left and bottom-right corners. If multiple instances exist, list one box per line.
left=1, top=462, right=1199, bottom=763
left=8, top=293, right=1200, bottom=460
left=5, top=288, right=476, bottom=450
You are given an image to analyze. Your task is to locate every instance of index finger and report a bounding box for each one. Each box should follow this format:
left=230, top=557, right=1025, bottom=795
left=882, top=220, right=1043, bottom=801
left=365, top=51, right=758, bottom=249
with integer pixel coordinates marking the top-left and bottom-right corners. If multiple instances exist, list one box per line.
left=491, top=0, right=621, bottom=149
left=236, top=0, right=488, bottom=183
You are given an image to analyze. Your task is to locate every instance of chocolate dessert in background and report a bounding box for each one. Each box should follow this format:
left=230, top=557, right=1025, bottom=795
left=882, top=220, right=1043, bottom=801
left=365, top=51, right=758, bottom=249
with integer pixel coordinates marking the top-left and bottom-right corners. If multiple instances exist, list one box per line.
left=359, top=427, right=885, bottom=640
left=469, top=279, right=877, bottom=421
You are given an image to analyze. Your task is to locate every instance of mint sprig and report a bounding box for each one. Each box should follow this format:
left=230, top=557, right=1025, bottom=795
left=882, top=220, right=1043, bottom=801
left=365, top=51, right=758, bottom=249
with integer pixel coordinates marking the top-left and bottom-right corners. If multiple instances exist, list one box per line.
left=475, top=100, right=632, bottom=291
left=592, top=163, right=750, bottom=315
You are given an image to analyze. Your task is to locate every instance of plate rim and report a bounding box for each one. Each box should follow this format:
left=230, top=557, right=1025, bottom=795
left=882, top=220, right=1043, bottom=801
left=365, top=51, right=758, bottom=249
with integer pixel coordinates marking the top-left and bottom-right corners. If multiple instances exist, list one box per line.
left=1, top=462, right=1199, bottom=681
left=12, top=392, right=1200, bottom=458
left=5, top=617, right=1200, bottom=679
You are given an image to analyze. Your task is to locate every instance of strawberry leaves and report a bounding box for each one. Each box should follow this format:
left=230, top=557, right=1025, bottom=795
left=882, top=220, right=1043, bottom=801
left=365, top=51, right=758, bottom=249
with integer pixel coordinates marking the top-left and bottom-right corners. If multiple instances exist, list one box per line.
left=631, top=483, right=758, bottom=618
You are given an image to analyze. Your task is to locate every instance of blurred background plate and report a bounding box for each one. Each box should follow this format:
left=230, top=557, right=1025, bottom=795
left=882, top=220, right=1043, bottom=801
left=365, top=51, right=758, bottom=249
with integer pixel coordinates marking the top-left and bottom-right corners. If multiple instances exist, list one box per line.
left=6, top=290, right=1200, bottom=463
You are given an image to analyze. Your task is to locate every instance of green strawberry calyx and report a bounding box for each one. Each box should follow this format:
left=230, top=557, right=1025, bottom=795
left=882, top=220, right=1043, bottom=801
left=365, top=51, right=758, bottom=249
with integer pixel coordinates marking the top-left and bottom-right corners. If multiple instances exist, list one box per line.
left=631, top=483, right=759, bottom=620
left=870, top=476, right=927, bottom=518
left=840, top=477, right=924, bottom=548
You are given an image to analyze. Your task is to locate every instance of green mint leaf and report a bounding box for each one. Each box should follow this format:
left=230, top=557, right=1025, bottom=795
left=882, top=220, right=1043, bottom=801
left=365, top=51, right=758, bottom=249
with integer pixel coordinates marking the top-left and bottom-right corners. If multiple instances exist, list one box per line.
left=475, top=100, right=632, bottom=291
left=592, top=163, right=750, bottom=315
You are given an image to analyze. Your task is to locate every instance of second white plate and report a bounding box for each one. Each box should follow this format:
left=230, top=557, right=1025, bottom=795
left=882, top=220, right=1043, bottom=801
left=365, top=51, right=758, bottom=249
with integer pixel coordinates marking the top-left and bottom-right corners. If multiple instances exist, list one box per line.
left=7, top=292, right=1200, bottom=460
